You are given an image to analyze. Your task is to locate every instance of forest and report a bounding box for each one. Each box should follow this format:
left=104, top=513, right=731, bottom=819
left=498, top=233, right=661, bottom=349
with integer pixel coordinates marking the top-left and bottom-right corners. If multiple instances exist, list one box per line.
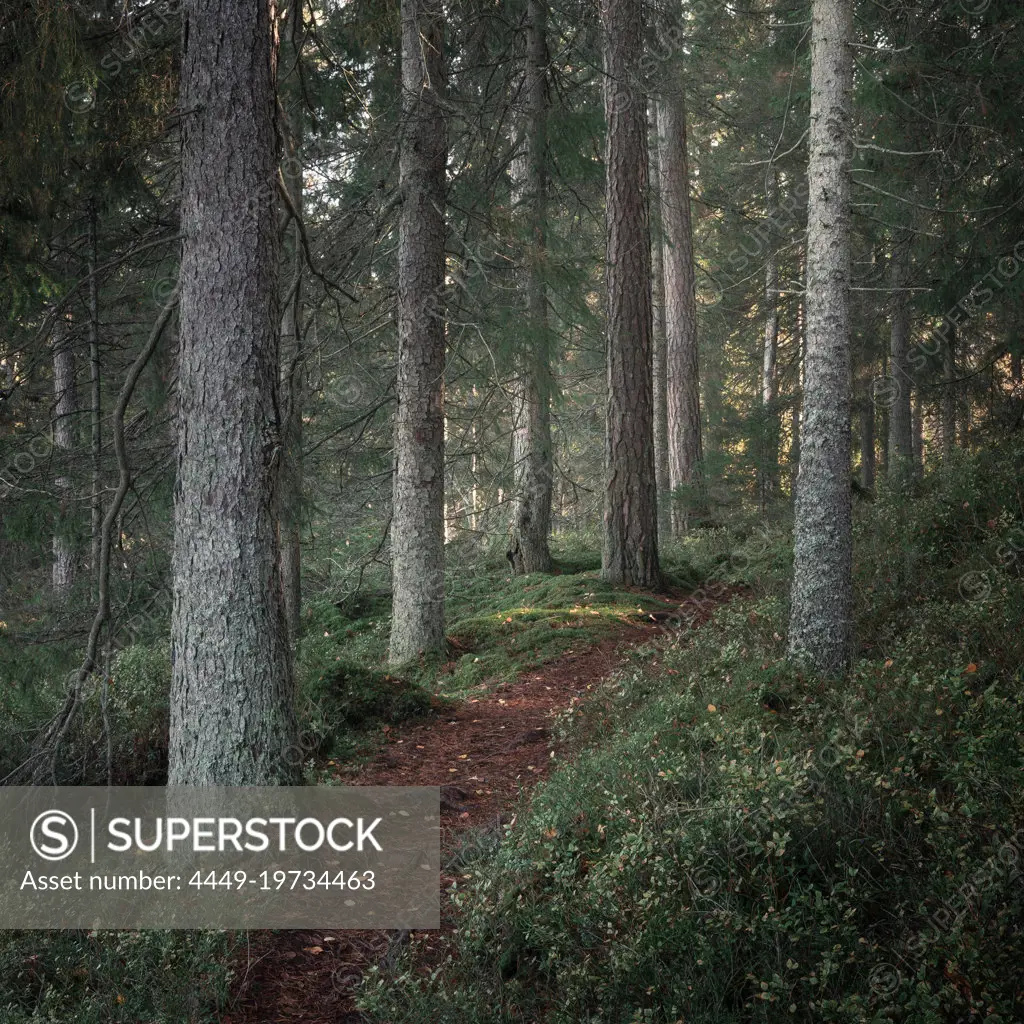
left=1, top=0, right=1023, bottom=1019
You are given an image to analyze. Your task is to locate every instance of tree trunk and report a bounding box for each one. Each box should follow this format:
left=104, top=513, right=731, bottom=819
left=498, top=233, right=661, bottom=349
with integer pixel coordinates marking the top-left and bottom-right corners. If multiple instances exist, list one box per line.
left=507, top=0, right=553, bottom=576
left=760, top=216, right=780, bottom=512
left=649, top=106, right=671, bottom=544
left=51, top=317, right=76, bottom=598
left=941, top=320, right=957, bottom=461
left=390, top=0, right=447, bottom=663
left=87, top=199, right=102, bottom=591
left=657, top=88, right=703, bottom=535
left=169, top=0, right=298, bottom=785
left=599, top=0, right=660, bottom=588
left=887, top=240, right=914, bottom=483
left=279, top=0, right=305, bottom=641
left=790, top=292, right=805, bottom=500
left=859, top=394, right=875, bottom=492
left=788, top=0, right=853, bottom=676
left=912, top=387, right=924, bottom=478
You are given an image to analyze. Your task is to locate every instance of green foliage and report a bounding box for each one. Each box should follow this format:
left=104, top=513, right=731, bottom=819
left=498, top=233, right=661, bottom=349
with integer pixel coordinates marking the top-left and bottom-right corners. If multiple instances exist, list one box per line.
left=0, top=929, right=233, bottom=1023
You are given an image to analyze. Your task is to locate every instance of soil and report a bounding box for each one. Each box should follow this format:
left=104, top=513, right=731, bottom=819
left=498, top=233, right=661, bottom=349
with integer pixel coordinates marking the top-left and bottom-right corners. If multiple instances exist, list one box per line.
left=220, top=590, right=726, bottom=1023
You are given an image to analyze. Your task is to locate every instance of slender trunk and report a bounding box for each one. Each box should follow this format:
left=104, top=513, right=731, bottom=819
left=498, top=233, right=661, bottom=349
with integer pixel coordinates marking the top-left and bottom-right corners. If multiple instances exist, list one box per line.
left=390, top=0, right=447, bottom=662
left=859, top=393, right=875, bottom=491
left=657, top=88, right=703, bottom=535
left=169, top=0, right=298, bottom=785
left=51, top=318, right=76, bottom=597
left=912, top=387, right=924, bottom=477
left=788, top=0, right=853, bottom=676
left=760, top=220, right=780, bottom=512
left=941, top=322, right=957, bottom=462
left=279, top=0, right=305, bottom=641
left=649, top=107, right=670, bottom=543
left=878, top=347, right=890, bottom=478
left=508, top=0, right=553, bottom=575
left=887, top=240, right=913, bottom=483
left=87, top=200, right=102, bottom=589
left=790, top=292, right=805, bottom=500
left=600, top=0, right=659, bottom=588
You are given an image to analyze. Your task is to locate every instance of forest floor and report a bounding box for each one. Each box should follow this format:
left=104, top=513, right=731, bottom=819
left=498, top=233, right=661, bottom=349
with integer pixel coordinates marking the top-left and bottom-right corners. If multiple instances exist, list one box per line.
left=220, top=587, right=727, bottom=1024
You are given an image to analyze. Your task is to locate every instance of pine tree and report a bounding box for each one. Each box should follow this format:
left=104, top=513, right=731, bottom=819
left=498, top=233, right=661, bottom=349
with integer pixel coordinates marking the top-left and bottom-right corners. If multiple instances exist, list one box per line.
left=600, top=0, right=660, bottom=589
left=389, top=0, right=448, bottom=664
left=788, top=0, right=854, bottom=675
left=168, top=0, right=299, bottom=784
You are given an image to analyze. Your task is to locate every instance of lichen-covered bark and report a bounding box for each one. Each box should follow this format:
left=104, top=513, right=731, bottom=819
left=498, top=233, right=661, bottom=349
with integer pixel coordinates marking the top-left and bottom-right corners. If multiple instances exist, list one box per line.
left=51, top=318, right=76, bottom=597
left=169, top=0, right=299, bottom=785
left=508, top=0, right=553, bottom=576
left=887, top=240, right=914, bottom=483
left=657, top=89, right=703, bottom=535
left=788, top=0, right=853, bottom=676
left=600, top=0, right=659, bottom=588
left=389, top=0, right=447, bottom=664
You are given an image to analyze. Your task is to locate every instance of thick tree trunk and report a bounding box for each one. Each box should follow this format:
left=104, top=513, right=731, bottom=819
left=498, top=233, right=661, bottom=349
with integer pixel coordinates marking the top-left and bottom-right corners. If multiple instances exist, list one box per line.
left=169, top=0, right=299, bottom=785
left=657, top=88, right=703, bottom=535
left=788, top=0, right=853, bottom=676
left=279, top=0, right=305, bottom=641
left=508, top=0, right=553, bottom=576
left=649, top=107, right=671, bottom=544
left=390, top=0, right=447, bottom=663
left=942, top=321, right=957, bottom=461
left=51, top=318, right=76, bottom=597
left=599, top=0, right=660, bottom=588
left=887, top=240, right=914, bottom=483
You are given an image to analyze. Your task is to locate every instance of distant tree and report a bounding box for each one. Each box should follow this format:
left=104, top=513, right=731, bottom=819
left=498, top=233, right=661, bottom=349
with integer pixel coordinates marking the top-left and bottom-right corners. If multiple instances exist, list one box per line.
left=51, top=316, right=76, bottom=597
left=657, top=85, right=703, bottom=534
left=507, top=0, right=553, bottom=576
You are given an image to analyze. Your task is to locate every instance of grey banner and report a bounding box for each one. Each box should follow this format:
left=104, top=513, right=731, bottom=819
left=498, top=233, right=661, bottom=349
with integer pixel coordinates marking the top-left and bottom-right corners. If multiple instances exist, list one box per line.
left=0, top=787, right=440, bottom=929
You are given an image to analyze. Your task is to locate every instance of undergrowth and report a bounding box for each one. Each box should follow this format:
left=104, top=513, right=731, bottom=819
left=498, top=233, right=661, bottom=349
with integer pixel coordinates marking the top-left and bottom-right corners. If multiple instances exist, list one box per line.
left=360, top=441, right=1024, bottom=1024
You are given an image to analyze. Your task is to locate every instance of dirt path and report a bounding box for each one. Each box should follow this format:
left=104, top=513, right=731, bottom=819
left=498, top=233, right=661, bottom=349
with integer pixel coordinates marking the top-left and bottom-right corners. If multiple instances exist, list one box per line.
left=221, top=593, right=722, bottom=1023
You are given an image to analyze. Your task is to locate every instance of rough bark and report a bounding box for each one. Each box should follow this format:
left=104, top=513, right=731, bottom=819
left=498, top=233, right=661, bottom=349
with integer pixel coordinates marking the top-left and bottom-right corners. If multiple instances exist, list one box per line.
left=169, top=0, right=299, bottom=785
left=941, top=321, right=957, bottom=462
left=788, top=0, right=853, bottom=676
left=887, top=240, right=914, bottom=483
left=649, top=106, right=671, bottom=543
left=51, top=318, right=76, bottom=597
left=657, top=88, right=703, bottom=535
left=507, top=0, right=553, bottom=576
left=279, top=0, right=305, bottom=641
left=599, top=0, right=660, bottom=588
left=390, top=0, right=447, bottom=663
